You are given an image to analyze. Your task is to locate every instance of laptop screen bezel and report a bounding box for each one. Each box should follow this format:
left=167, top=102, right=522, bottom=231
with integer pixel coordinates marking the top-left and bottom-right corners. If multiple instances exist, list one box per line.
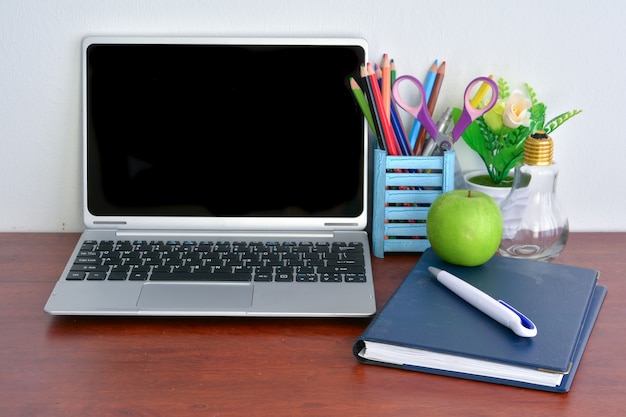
left=81, top=36, right=369, bottom=232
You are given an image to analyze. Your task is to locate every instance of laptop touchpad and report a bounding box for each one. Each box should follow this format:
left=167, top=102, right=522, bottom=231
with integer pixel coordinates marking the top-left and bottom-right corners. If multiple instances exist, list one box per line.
left=137, top=283, right=253, bottom=310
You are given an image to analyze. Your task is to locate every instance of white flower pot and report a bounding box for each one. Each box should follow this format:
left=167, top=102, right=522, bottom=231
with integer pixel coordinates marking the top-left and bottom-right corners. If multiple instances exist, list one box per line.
left=463, top=170, right=513, bottom=206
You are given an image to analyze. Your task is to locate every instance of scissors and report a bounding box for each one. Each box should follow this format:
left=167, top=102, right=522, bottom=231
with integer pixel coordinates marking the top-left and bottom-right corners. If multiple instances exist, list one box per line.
left=392, top=75, right=498, bottom=152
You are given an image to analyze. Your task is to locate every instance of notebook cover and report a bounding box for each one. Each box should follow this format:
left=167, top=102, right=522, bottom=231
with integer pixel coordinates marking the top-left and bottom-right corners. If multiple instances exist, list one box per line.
left=354, top=249, right=606, bottom=392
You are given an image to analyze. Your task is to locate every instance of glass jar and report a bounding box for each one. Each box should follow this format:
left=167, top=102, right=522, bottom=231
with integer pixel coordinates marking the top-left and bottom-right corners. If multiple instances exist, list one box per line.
left=498, top=131, right=569, bottom=261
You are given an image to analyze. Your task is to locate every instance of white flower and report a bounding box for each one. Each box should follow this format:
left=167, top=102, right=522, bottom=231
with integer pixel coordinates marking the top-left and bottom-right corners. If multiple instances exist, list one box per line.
left=502, top=90, right=532, bottom=129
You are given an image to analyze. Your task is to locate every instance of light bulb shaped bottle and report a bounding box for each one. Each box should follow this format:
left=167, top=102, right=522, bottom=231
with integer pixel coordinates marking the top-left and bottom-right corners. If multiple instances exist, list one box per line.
left=498, top=131, right=569, bottom=261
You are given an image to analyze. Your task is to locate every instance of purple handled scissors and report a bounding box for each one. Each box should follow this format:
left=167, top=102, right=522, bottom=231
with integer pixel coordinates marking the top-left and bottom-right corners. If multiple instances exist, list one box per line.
left=391, top=75, right=498, bottom=151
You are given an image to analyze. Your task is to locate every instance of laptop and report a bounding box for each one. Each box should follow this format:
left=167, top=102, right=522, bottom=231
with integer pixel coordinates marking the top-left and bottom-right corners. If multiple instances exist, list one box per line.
left=44, top=36, right=376, bottom=317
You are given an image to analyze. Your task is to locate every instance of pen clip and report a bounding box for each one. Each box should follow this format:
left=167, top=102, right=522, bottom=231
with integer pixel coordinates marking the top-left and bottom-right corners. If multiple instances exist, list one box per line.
left=499, top=300, right=538, bottom=338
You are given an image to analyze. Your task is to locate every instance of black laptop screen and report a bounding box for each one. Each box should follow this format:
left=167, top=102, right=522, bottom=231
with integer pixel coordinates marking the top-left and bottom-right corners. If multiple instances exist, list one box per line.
left=85, top=41, right=366, bottom=218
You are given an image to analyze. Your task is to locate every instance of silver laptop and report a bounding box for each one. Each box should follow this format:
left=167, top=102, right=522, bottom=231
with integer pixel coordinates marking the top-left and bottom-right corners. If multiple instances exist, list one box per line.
left=44, top=36, right=376, bottom=317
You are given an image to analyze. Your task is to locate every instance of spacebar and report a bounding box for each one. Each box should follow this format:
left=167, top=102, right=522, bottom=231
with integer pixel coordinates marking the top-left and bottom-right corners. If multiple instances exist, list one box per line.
left=150, top=272, right=252, bottom=282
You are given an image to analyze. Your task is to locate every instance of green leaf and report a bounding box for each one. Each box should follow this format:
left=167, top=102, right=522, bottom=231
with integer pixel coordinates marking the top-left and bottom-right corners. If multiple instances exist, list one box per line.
left=544, top=109, right=583, bottom=134
left=529, top=102, right=546, bottom=132
left=525, top=83, right=538, bottom=107
left=492, top=145, right=522, bottom=173
left=497, top=78, right=509, bottom=99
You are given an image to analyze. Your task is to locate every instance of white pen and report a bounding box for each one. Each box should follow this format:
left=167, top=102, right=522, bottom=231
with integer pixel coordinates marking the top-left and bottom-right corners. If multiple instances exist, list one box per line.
left=428, top=266, right=537, bottom=337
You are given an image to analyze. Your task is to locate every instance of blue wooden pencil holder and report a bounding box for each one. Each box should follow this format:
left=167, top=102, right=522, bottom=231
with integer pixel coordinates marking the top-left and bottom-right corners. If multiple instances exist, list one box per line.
left=372, top=148, right=455, bottom=258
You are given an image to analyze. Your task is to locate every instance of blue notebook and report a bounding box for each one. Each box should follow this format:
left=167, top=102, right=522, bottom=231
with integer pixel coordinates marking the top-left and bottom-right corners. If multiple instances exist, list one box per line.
left=354, top=249, right=607, bottom=392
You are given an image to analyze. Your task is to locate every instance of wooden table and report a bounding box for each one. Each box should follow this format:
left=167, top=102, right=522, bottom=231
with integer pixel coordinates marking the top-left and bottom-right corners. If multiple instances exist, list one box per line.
left=1, top=232, right=624, bottom=416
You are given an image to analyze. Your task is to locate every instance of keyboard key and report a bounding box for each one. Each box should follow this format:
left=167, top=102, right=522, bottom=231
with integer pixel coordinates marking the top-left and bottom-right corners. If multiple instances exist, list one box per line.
left=66, top=271, right=86, bottom=280
left=254, top=272, right=273, bottom=282
left=296, top=272, right=318, bottom=282
left=275, top=274, right=293, bottom=282
left=70, top=264, right=107, bottom=272
left=107, top=271, right=128, bottom=280
left=129, top=271, right=149, bottom=280
left=320, top=273, right=342, bottom=283
left=331, top=265, right=365, bottom=274
left=149, top=271, right=252, bottom=282
left=75, top=257, right=100, bottom=264
left=345, top=273, right=367, bottom=283
left=87, top=271, right=106, bottom=280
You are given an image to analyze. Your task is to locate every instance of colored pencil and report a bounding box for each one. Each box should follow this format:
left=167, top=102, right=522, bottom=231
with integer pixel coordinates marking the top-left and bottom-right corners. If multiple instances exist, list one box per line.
left=390, top=100, right=410, bottom=156
left=375, top=65, right=410, bottom=156
left=349, top=77, right=377, bottom=137
left=381, top=54, right=391, bottom=123
left=387, top=58, right=411, bottom=154
left=360, top=65, right=386, bottom=151
left=367, top=62, right=399, bottom=155
left=470, top=74, right=495, bottom=108
left=415, top=61, right=446, bottom=155
left=408, top=60, right=437, bottom=152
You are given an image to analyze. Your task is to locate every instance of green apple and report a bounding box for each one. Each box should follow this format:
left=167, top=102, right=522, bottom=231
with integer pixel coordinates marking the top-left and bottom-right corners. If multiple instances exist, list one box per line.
left=426, top=189, right=503, bottom=267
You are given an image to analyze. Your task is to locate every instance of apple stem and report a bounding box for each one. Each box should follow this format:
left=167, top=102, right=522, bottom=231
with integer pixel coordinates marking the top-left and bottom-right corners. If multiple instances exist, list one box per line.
left=468, top=190, right=473, bottom=198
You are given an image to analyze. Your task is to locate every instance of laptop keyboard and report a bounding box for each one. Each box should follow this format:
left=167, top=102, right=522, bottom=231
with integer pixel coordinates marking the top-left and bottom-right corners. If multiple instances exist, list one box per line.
left=66, top=240, right=367, bottom=283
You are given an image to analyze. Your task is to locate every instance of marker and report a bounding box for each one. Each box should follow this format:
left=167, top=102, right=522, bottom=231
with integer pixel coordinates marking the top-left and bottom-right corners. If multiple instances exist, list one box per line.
left=428, top=267, right=537, bottom=337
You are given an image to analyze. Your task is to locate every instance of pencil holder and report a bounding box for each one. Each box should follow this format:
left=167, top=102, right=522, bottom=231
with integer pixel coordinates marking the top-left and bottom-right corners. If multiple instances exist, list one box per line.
left=372, top=148, right=455, bottom=257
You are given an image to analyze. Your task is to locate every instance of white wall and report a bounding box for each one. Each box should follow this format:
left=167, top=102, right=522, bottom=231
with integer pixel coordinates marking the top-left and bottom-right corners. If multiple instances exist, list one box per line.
left=1, top=0, right=624, bottom=232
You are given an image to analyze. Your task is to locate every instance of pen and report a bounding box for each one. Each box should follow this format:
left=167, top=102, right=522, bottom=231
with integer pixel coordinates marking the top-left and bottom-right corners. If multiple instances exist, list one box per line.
left=428, top=267, right=537, bottom=337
